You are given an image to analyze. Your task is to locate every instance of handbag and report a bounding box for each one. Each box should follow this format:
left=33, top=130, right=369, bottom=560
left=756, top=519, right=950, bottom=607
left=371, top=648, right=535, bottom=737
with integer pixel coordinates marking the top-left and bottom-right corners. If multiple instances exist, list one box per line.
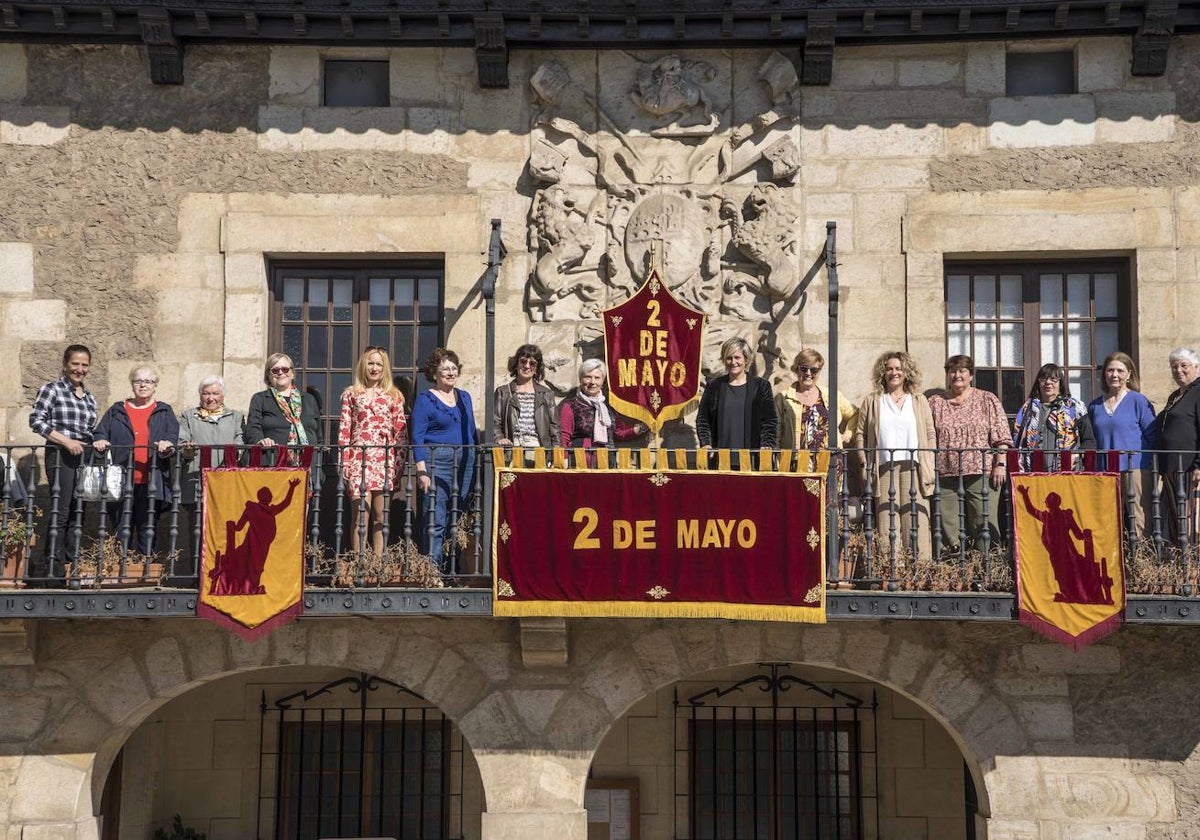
left=76, top=451, right=125, bottom=503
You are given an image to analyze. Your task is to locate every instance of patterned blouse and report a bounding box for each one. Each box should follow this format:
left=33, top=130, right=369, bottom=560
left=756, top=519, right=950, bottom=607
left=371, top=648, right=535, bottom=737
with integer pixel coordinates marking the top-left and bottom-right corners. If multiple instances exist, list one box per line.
left=928, top=388, right=1010, bottom=476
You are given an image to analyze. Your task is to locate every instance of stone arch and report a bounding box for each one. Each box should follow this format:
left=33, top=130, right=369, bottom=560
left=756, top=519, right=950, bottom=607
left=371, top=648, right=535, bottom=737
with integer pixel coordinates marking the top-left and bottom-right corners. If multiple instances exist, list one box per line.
left=9, top=616, right=513, bottom=836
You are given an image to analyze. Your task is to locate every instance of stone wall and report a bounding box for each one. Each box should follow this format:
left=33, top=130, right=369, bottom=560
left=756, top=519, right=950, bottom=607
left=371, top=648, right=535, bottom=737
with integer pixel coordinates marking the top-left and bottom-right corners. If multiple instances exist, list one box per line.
left=0, top=617, right=1198, bottom=838
left=0, top=35, right=1197, bottom=442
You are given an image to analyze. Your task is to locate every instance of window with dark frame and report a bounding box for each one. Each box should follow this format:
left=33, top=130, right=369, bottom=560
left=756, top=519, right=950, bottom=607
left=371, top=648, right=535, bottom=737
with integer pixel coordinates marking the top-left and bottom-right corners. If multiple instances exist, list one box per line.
left=1005, top=50, right=1076, bottom=96
left=689, top=719, right=862, bottom=840
left=269, top=262, right=444, bottom=443
left=944, top=259, right=1131, bottom=415
left=323, top=59, right=391, bottom=107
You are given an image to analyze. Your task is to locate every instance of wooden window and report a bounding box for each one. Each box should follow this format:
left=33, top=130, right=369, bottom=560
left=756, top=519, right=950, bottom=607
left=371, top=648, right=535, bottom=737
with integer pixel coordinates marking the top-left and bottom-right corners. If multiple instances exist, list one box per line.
left=269, top=262, right=444, bottom=442
left=945, top=259, right=1131, bottom=414
left=690, top=719, right=861, bottom=840
left=324, top=59, right=390, bottom=107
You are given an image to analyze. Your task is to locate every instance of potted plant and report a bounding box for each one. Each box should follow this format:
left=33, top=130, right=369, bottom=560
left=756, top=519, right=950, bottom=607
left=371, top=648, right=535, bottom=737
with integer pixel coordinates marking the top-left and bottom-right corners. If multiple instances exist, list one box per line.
left=0, top=510, right=36, bottom=589
left=153, top=815, right=206, bottom=840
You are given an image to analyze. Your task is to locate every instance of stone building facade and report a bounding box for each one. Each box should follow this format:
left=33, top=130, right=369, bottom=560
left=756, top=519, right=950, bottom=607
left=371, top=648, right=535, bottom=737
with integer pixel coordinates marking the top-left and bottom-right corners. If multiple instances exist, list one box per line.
left=1, top=12, right=1200, bottom=840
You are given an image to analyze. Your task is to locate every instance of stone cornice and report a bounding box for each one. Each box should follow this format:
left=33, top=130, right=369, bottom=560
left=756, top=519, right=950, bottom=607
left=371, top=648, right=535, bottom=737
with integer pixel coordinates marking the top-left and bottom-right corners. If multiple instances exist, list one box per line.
left=0, top=0, right=1194, bottom=84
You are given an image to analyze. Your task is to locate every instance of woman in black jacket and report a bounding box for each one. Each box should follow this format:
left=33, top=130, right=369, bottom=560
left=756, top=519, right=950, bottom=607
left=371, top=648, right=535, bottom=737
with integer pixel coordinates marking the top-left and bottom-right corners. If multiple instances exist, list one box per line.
left=696, top=337, right=778, bottom=453
left=93, top=364, right=179, bottom=556
left=245, top=353, right=323, bottom=449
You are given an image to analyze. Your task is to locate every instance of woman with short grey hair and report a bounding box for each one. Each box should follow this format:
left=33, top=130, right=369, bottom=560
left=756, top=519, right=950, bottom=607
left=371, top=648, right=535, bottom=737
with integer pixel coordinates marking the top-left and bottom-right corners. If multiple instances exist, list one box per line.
left=1156, top=347, right=1200, bottom=544
left=558, top=358, right=645, bottom=464
left=179, top=375, right=245, bottom=505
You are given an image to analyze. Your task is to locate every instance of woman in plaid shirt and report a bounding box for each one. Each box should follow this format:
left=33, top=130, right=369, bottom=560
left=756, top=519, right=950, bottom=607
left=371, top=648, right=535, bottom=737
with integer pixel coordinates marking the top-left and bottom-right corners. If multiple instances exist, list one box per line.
left=29, top=344, right=97, bottom=578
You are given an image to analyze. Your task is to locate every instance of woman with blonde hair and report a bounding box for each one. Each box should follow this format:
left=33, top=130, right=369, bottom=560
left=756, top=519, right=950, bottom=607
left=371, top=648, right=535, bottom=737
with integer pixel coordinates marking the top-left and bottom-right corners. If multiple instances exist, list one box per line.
left=775, top=348, right=857, bottom=452
left=853, top=351, right=936, bottom=561
left=339, top=346, right=408, bottom=557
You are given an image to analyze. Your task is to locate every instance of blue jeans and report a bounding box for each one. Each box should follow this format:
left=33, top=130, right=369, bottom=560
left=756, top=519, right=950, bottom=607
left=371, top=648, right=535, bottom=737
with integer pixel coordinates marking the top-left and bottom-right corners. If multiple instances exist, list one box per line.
left=421, top=446, right=475, bottom=570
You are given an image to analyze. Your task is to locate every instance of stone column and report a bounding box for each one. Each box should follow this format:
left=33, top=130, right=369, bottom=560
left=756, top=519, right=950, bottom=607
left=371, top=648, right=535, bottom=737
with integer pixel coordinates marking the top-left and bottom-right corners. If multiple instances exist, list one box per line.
left=475, top=753, right=591, bottom=840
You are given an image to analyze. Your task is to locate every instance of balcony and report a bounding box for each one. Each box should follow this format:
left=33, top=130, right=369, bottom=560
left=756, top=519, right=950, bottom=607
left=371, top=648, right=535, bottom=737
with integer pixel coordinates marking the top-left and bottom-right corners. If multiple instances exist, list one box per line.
left=0, top=444, right=1196, bottom=622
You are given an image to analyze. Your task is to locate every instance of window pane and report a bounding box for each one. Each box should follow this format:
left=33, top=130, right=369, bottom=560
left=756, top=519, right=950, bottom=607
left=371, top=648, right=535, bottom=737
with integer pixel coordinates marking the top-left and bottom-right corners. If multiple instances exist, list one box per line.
left=1067, top=273, right=1090, bottom=318
left=332, top=325, right=353, bottom=368
left=308, top=278, right=329, bottom=320
left=307, top=326, right=329, bottom=367
left=1002, top=370, right=1026, bottom=415
left=283, top=325, right=303, bottom=363
left=1040, top=274, right=1062, bottom=317
left=973, top=323, right=997, bottom=366
left=947, top=322, right=970, bottom=357
left=974, top=368, right=998, bottom=395
left=370, top=277, right=392, bottom=321
left=1095, top=322, right=1119, bottom=363
left=1095, top=273, right=1118, bottom=318
left=418, top=324, right=439, bottom=363
left=1006, top=51, right=1076, bottom=96
left=393, top=280, right=416, bottom=321
left=1000, top=322, right=1024, bottom=366
left=370, top=324, right=390, bottom=348
left=332, top=278, right=353, bottom=322
left=973, top=275, right=996, bottom=318
left=418, top=278, right=440, bottom=320
left=1068, top=370, right=1090, bottom=404
left=283, top=278, right=304, bottom=319
left=1067, top=321, right=1091, bottom=366
left=324, top=59, right=390, bottom=108
left=393, top=325, right=415, bottom=367
left=946, top=276, right=969, bottom=319
left=1041, top=321, right=1064, bottom=364
left=1000, top=275, right=1022, bottom=318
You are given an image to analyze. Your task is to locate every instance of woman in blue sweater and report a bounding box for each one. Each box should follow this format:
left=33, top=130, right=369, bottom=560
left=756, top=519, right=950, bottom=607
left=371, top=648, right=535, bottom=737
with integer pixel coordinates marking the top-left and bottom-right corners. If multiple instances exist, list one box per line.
left=410, top=348, right=478, bottom=569
left=1087, top=352, right=1156, bottom=539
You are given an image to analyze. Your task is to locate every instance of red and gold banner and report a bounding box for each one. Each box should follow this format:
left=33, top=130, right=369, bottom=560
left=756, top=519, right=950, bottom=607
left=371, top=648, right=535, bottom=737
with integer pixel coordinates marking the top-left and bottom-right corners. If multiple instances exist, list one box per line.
left=198, top=468, right=308, bottom=640
left=493, top=463, right=825, bottom=621
left=1012, top=472, right=1125, bottom=650
left=603, top=268, right=706, bottom=433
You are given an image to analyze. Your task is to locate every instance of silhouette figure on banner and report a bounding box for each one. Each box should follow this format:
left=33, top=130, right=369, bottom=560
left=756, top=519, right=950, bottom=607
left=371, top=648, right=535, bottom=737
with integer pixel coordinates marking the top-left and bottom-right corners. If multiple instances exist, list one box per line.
left=1017, top=484, right=1114, bottom=605
left=210, top=477, right=301, bottom=596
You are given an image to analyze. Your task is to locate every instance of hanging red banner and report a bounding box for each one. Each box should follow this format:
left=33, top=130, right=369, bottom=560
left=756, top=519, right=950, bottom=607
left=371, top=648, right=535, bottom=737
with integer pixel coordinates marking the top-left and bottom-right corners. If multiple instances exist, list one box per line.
left=492, top=462, right=825, bottom=622
left=197, top=467, right=308, bottom=641
left=1012, top=472, right=1125, bottom=650
left=603, top=267, right=706, bottom=433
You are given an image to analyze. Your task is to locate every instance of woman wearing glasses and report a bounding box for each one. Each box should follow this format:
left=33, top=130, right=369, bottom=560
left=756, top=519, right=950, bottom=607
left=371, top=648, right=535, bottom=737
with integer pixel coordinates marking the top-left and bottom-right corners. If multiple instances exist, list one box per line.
left=93, top=364, right=180, bottom=556
left=493, top=344, right=559, bottom=456
left=775, top=348, right=858, bottom=453
left=411, top=348, right=478, bottom=568
left=339, top=347, right=408, bottom=557
left=246, top=353, right=323, bottom=452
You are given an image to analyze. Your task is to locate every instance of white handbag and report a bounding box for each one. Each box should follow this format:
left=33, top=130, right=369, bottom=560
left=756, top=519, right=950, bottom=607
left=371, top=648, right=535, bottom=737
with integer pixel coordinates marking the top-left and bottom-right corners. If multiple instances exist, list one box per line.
left=76, top=451, right=125, bottom=503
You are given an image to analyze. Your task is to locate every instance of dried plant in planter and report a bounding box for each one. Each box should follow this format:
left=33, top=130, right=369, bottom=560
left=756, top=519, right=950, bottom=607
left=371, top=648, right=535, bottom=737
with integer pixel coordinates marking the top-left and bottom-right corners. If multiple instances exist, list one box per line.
left=72, top=535, right=165, bottom=588
left=1125, top=540, right=1193, bottom=595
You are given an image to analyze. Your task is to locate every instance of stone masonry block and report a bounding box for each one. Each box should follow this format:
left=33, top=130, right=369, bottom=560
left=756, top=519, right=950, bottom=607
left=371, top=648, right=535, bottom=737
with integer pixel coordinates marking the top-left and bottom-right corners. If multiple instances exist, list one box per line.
left=1022, top=644, right=1120, bottom=674
left=176, top=194, right=228, bottom=255
left=964, top=42, right=1005, bottom=96
left=0, top=243, right=33, bottom=295
left=988, top=95, right=1097, bottom=148
left=895, top=767, right=963, bottom=818
left=0, top=43, right=26, bottom=101
left=391, top=48, right=442, bottom=104
left=480, top=810, right=587, bottom=840
left=1042, top=770, right=1176, bottom=822
left=1015, top=698, right=1074, bottom=741
left=898, top=59, right=960, bottom=87
left=824, top=123, right=944, bottom=158
left=0, top=106, right=70, bottom=146
left=626, top=716, right=672, bottom=767
left=1095, top=93, right=1176, bottom=144
left=5, top=300, right=65, bottom=342
left=1078, top=38, right=1130, bottom=93
left=267, top=47, right=320, bottom=106
left=11, top=757, right=87, bottom=822
left=223, top=294, right=266, bottom=360
left=832, top=58, right=896, bottom=88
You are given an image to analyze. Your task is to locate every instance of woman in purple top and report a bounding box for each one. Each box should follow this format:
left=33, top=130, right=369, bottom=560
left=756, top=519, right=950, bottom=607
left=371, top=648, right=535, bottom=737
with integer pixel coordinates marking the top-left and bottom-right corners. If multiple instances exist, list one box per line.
left=1087, top=351, right=1156, bottom=538
left=410, top=348, right=478, bottom=569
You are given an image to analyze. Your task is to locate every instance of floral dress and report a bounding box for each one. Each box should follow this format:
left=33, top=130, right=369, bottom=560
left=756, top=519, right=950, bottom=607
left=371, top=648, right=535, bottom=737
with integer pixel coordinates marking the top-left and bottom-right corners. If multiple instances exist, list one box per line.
left=338, top=389, right=407, bottom=496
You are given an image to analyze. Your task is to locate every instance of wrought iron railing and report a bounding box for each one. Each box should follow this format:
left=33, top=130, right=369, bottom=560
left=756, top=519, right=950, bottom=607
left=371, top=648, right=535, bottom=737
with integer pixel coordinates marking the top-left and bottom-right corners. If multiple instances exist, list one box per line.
left=0, top=443, right=1196, bottom=596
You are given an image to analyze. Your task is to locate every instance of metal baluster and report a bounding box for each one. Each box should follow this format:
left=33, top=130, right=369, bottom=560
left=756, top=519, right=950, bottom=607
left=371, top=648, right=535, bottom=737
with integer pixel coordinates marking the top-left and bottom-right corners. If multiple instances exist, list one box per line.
left=333, top=444, right=347, bottom=557
left=862, top=448, right=876, bottom=582
left=165, top=451, right=182, bottom=580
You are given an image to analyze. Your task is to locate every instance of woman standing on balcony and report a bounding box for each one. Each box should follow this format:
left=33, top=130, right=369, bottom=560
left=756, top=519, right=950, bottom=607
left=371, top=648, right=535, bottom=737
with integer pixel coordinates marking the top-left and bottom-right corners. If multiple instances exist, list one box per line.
left=558, top=359, right=645, bottom=466
left=93, top=364, right=179, bottom=557
left=928, top=355, right=1011, bottom=553
left=339, top=347, right=407, bottom=558
left=411, top=348, right=477, bottom=568
left=775, top=348, right=857, bottom=454
left=246, top=353, right=322, bottom=452
left=1153, top=347, right=1200, bottom=545
left=696, top=337, right=778, bottom=456
left=854, top=351, right=935, bottom=561
left=29, top=344, right=98, bottom=575
left=1013, top=363, right=1096, bottom=471
left=1087, top=352, right=1156, bottom=539
left=493, top=343, right=559, bottom=460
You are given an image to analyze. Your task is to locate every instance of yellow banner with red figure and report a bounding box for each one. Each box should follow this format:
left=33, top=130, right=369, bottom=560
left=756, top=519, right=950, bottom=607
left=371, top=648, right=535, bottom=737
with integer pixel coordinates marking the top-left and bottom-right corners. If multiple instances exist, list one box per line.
left=1012, top=473, right=1125, bottom=650
left=198, top=468, right=308, bottom=640
left=603, top=268, right=706, bottom=433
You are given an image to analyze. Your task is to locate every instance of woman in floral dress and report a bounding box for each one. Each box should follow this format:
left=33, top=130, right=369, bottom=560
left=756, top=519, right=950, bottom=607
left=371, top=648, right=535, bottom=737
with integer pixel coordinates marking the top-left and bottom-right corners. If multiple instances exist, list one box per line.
left=339, top=347, right=407, bottom=556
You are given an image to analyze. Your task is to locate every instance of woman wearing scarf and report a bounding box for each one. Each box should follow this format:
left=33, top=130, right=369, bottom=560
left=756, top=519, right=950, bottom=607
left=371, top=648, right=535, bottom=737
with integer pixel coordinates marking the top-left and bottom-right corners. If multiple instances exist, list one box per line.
left=559, top=359, right=645, bottom=467
left=1013, top=363, right=1096, bottom=471
left=246, top=353, right=323, bottom=460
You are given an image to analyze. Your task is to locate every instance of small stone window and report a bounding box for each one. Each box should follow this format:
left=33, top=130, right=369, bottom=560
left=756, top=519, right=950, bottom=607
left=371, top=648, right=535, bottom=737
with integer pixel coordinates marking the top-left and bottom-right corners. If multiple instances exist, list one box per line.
left=1005, top=50, right=1076, bottom=96
left=323, top=59, right=390, bottom=107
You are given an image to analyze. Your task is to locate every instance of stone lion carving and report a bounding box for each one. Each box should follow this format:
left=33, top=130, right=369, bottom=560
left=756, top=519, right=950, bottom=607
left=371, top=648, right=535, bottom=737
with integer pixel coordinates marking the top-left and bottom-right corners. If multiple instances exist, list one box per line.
left=720, top=183, right=800, bottom=301
left=528, top=185, right=605, bottom=320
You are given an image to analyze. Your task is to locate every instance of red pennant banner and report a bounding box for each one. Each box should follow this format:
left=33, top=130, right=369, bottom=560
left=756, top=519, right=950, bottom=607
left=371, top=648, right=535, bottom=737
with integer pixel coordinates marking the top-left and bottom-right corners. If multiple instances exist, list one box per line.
left=492, top=464, right=825, bottom=622
left=603, top=268, right=706, bottom=433
left=1013, top=472, right=1125, bottom=650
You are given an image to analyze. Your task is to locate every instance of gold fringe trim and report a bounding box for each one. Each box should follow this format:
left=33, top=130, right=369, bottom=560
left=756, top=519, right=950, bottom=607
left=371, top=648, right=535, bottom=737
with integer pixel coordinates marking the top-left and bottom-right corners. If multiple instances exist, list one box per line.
left=493, top=599, right=827, bottom=623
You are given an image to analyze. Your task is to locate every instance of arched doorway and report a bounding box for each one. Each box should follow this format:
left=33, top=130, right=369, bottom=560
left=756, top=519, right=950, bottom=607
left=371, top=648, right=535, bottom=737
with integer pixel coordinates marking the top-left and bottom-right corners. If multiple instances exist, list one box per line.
left=100, top=665, right=484, bottom=839
left=588, top=661, right=984, bottom=840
